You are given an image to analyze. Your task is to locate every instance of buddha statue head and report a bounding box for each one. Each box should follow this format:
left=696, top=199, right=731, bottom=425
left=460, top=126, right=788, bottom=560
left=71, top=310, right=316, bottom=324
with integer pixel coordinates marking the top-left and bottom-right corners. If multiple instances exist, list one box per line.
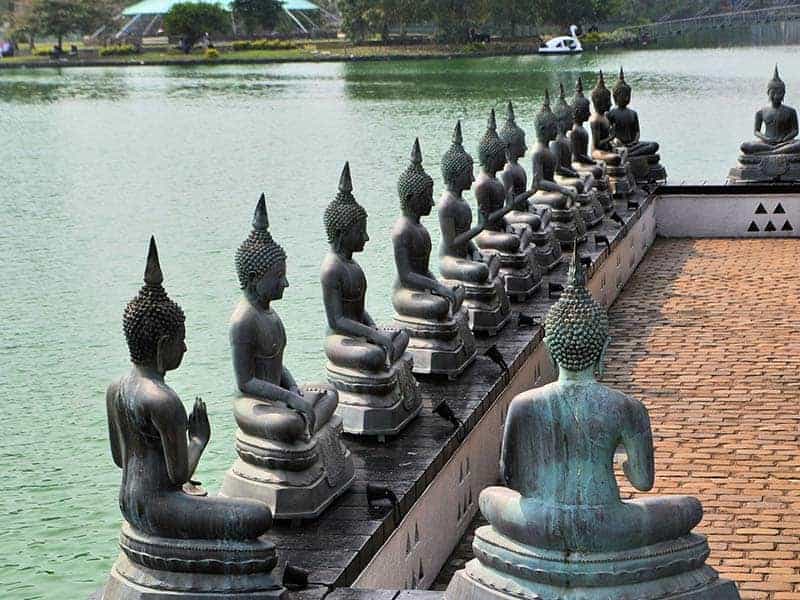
left=236, top=193, right=288, bottom=308
left=123, top=237, right=187, bottom=373
left=591, top=70, right=612, bottom=115
left=553, top=82, right=573, bottom=135
left=544, top=244, right=610, bottom=375
left=767, top=64, right=786, bottom=105
left=442, top=120, right=475, bottom=193
left=572, top=76, right=591, bottom=124
left=478, top=108, right=508, bottom=174
left=534, top=89, right=558, bottom=144
left=499, top=101, right=527, bottom=162
left=324, top=162, right=369, bottom=255
left=398, top=138, right=434, bottom=218
left=612, top=67, right=632, bottom=108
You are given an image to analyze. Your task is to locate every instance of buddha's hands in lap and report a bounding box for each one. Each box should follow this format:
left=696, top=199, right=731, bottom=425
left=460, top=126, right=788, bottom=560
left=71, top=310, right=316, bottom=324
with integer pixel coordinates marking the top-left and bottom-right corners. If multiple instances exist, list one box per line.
left=510, top=191, right=533, bottom=212
left=188, top=398, right=211, bottom=448
left=285, top=391, right=317, bottom=438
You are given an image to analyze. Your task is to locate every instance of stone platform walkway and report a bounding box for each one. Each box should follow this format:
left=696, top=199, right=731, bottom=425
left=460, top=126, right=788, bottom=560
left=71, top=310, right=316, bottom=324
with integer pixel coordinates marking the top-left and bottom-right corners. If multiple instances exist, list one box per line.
left=433, top=238, right=800, bottom=599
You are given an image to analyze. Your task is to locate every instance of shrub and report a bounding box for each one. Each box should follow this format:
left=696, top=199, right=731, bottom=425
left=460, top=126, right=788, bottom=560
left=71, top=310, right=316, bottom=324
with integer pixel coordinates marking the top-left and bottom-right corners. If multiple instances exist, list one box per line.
left=99, top=44, right=138, bottom=56
left=204, top=47, right=220, bottom=59
left=33, top=47, right=53, bottom=56
left=231, top=39, right=297, bottom=51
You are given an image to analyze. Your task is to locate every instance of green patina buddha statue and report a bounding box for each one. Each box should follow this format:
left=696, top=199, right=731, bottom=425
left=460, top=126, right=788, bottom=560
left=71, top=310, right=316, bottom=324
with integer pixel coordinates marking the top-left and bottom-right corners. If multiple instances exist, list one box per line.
left=104, top=237, right=286, bottom=599
left=499, top=101, right=564, bottom=272
left=608, top=67, right=668, bottom=184
left=391, top=138, right=476, bottom=377
left=322, top=163, right=421, bottom=439
left=569, top=76, right=614, bottom=213
left=530, top=90, right=586, bottom=249
left=446, top=246, right=741, bottom=600
left=474, top=108, right=543, bottom=300
left=438, top=120, right=513, bottom=336
left=730, top=66, right=800, bottom=183
left=551, top=82, right=604, bottom=229
left=221, top=195, right=354, bottom=520
left=589, top=70, right=637, bottom=197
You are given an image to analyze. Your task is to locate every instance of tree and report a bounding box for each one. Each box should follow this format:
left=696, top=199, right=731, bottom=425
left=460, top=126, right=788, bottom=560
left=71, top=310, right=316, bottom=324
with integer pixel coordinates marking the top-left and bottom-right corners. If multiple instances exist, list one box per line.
left=163, top=2, right=230, bottom=52
left=231, top=0, right=282, bottom=36
left=26, top=0, right=114, bottom=50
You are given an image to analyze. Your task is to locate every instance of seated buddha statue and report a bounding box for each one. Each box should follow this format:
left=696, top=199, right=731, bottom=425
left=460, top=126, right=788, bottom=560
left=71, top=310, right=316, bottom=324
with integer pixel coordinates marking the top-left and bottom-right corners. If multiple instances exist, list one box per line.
left=322, top=162, right=421, bottom=439
left=729, top=66, right=800, bottom=184
left=220, top=195, right=354, bottom=520
left=438, top=120, right=512, bottom=336
left=551, top=83, right=604, bottom=229
left=589, top=70, right=637, bottom=198
left=103, top=237, right=286, bottom=600
left=391, top=138, right=476, bottom=378
left=530, top=90, right=586, bottom=249
left=608, top=67, right=668, bottom=184
left=570, top=76, right=614, bottom=213
left=498, top=101, right=563, bottom=272
left=446, top=246, right=742, bottom=600
left=474, top=108, right=543, bottom=300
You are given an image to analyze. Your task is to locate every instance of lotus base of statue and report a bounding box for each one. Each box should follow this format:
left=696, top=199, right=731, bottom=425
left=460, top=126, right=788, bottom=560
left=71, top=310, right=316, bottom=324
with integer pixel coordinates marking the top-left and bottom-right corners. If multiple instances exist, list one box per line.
left=440, top=277, right=511, bottom=336
left=102, top=523, right=287, bottom=599
left=394, top=310, right=477, bottom=379
left=445, top=526, right=740, bottom=600
left=327, top=354, right=421, bottom=439
left=478, top=248, right=542, bottom=301
left=728, top=153, right=800, bottom=184
left=221, top=413, right=354, bottom=521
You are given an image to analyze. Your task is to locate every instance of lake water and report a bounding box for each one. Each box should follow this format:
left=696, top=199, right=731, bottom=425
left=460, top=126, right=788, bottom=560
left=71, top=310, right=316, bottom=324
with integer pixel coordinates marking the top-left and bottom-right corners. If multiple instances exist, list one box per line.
left=1, top=45, right=798, bottom=599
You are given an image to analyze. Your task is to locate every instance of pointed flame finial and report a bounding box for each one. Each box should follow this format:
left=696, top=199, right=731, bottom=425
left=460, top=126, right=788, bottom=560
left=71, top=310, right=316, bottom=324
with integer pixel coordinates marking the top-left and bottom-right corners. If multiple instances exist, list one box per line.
left=559, top=82, right=566, bottom=100
left=453, top=120, right=463, bottom=145
left=488, top=108, right=497, bottom=131
left=543, top=89, right=551, bottom=111
left=144, top=235, right=164, bottom=287
left=568, top=240, right=585, bottom=288
left=411, top=137, right=423, bottom=165
left=598, top=69, right=606, bottom=87
left=619, top=66, right=625, bottom=82
left=506, top=101, right=516, bottom=123
left=773, top=64, right=782, bottom=82
left=576, top=76, right=584, bottom=94
left=338, top=162, right=353, bottom=194
left=253, top=192, right=269, bottom=231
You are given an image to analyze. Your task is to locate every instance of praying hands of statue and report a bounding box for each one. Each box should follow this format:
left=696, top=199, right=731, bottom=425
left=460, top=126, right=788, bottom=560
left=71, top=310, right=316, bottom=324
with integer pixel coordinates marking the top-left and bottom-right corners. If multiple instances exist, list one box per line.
left=188, top=397, right=211, bottom=450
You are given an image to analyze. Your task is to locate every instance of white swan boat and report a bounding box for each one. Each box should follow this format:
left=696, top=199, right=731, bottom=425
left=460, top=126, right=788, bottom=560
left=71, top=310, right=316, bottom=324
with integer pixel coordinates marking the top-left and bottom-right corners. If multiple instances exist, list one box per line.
left=538, top=25, right=583, bottom=55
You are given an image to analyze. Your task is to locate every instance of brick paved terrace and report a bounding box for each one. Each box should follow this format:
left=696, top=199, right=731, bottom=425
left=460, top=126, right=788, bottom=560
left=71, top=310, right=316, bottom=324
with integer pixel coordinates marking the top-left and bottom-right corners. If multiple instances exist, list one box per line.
left=434, top=238, right=800, bottom=599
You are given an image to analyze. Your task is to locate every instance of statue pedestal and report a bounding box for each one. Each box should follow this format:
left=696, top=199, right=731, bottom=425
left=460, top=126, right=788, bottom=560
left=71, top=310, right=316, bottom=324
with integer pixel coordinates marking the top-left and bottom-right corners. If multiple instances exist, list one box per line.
left=103, top=523, right=287, bottom=599
left=327, top=354, right=421, bottom=438
left=440, top=278, right=511, bottom=336
left=526, top=228, right=562, bottom=271
left=547, top=206, right=587, bottom=249
left=445, top=527, right=740, bottom=600
left=605, top=162, right=636, bottom=198
left=577, top=191, right=605, bottom=228
left=478, top=248, right=541, bottom=301
left=221, top=415, right=355, bottom=520
left=728, top=153, right=800, bottom=184
left=394, top=310, right=477, bottom=378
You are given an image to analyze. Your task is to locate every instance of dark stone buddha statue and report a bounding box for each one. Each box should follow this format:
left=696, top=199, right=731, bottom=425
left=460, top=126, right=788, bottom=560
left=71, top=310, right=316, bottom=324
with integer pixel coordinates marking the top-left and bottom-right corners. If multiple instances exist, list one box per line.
left=322, top=163, right=421, bottom=439
left=474, top=108, right=543, bottom=300
left=103, top=237, right=286, bottom=599
left=220, top=195, right=354, bottom=520
left=438, top=120, right=512, bottom=336
left=729, top=66, right=800, bottom=184
left=499, top=101, right=563, bottom=272
left=391, top=138, right=476, bottom=378
left=530, top=90, right=586, bottom=249
left=446, top=246, right=741, bottom=600
left=570, top=76, right=614, bottom=213
left=551, top=83, right=604, bottom=229
left=589, top=70, right=637, bottom=198
left=608, top=67, right=668, bottom=184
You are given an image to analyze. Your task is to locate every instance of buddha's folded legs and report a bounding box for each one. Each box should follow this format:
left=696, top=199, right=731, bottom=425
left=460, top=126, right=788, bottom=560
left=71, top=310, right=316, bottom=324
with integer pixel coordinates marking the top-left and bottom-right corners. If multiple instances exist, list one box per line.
left=325, top=334, right=388, bottom=372
left=480, top=486, right=703, bottom=553
left=477, top=231, right=523, bottom=254
left=626, top=141, right=660, bottom=156
left=440, top=255, right=491, bottom=285
left=234, top=397, right=308, bottom=443
left=392, top=287, right=450, bottom=321
left=592, top=150, right=622, bottom=166
left=141, top=490, right=272, bottom=541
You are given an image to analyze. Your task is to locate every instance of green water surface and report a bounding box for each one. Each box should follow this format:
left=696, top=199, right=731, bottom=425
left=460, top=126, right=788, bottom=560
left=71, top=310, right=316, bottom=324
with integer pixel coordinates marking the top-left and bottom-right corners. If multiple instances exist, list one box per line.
left=1, top=46, right=797, bottom=599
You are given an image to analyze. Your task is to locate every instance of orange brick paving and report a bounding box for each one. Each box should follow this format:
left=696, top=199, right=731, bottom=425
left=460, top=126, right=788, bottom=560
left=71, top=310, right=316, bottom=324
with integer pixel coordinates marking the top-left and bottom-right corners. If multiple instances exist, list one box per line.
left=603, top=239, right=800, bottom=599
left=433, top=238, right=800, bottom=598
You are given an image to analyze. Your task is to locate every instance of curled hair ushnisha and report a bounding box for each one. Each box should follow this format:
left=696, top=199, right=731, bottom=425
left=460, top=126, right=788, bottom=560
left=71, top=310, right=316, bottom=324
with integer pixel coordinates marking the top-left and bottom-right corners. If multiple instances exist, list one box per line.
left=768, top=64, right=786, bottom=94
left=572, top=76, right=591, bottom=123
left=398, top=138, right=434, bottom=215
left=553, top=82, right=573, bottom=133
left=499, top=101, right=526, bottom=151
left=441, top=120, right=474, bottom=187
left=612, top=66, right=632, bottom=104
left=477, top=108, right=508, bottom=169
left=544, top=243, right=609, bottom=371
left=534, top=89, right=558, bottom=140
left=323, top=162, right=368, bottom=245
left=591, top=70, right=612, bottom=110
left=235, top=193, right=287, bottom=289
left=123, top=236, right=186, bottom=365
